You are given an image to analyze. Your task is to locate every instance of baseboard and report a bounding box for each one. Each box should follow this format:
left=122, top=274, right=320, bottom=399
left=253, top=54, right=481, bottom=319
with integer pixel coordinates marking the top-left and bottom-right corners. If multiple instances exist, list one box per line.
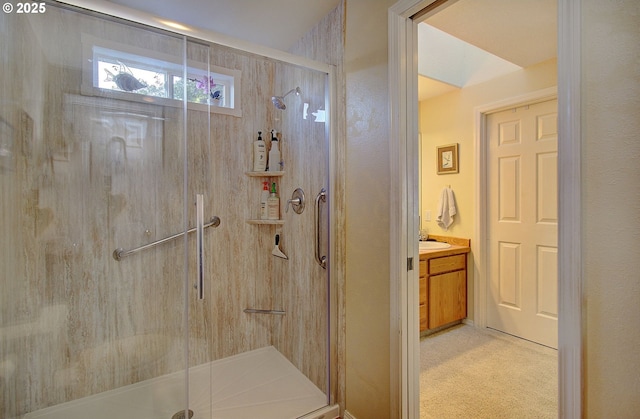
left=343, top=410, right=357, bottom=419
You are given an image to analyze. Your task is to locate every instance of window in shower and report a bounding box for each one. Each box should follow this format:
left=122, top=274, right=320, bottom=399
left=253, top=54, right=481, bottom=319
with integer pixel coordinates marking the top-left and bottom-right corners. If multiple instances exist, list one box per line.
left=81, top=35, right=242, bottom=116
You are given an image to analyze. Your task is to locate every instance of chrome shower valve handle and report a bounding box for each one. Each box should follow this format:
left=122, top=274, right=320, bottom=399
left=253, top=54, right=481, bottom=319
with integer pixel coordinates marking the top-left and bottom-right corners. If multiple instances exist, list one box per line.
left=285, top=188, right=305, bottom=214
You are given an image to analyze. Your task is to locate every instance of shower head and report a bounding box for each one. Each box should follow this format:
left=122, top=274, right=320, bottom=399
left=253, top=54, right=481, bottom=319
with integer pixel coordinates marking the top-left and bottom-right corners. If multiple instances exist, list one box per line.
left=271, top=86, right=301, bottom=110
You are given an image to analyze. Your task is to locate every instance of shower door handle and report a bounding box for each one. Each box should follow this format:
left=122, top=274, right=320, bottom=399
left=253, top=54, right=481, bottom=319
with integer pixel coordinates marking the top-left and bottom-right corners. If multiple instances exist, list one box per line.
left=195, top=194, right=205, bottom=300
left=314, top=188, right=327, bottom=269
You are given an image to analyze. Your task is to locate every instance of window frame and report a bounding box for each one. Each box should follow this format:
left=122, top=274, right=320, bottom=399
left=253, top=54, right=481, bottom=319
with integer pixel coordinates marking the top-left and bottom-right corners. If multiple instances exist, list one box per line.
left=81, top=34, right=242, bottom=117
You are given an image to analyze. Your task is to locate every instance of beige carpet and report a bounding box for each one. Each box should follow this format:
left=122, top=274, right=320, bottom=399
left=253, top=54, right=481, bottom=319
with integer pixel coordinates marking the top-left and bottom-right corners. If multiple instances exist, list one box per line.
left=420, top=324, right=557, bottom=419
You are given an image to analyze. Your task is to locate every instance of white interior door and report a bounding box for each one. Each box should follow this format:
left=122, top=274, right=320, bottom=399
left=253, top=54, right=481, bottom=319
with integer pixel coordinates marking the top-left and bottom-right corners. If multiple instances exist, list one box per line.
left=487, top=98, right=558, bottom=348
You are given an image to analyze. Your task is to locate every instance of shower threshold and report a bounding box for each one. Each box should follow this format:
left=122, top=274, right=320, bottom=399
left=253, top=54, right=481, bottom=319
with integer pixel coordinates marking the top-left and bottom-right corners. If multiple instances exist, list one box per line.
left=25, top=346, right=331, bottom=419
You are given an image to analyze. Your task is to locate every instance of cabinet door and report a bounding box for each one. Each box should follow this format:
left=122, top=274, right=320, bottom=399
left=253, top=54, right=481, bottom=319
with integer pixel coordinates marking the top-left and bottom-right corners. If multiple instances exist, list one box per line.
left=428, top=270, right=466, bottom=329
left=419, top=260, right=428, bottom=331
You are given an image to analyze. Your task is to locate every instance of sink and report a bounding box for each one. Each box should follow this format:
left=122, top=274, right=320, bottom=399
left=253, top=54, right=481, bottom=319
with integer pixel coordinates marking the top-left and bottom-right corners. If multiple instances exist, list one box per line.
left=419, top=241, right=451, bottom=250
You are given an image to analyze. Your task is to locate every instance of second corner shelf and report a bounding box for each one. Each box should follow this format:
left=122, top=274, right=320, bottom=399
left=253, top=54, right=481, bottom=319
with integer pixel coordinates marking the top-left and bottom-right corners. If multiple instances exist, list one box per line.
left=245, top=171, right=285, bottom=225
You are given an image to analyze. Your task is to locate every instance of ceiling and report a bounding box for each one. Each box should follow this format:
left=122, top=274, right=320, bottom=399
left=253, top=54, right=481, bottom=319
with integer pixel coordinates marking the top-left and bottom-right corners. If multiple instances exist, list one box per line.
left=103, top=0, right=556, bottom=100
left=423, top=0, right=557, bottom=69
left=418, top=0, right=557, bottom=100
left=105, top=0, right=342, bottom=51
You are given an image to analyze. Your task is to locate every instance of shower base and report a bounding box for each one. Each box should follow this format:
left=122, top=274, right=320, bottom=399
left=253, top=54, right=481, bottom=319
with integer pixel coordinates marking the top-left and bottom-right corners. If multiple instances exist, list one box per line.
left=25, top=346, right=336, bottom=419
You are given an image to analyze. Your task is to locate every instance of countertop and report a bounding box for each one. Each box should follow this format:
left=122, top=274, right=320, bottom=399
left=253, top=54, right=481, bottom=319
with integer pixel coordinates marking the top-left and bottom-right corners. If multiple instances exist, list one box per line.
left=418, top=235, right=470, bottom=257
left=419, top=243, right=470, bottom=257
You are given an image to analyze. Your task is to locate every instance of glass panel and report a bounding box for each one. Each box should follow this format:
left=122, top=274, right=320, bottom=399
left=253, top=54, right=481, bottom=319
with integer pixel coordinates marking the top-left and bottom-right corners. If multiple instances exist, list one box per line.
left=204, top=49, right=332, bottom=417
left=0, top=4, right=190, bottom=418
left=271, top=60, right=331, bottom=412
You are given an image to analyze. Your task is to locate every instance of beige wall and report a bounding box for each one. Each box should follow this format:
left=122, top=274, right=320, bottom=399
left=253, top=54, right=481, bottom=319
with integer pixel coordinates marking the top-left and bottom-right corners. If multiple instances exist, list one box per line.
left=419, top=58, right=558, bottom=320
left=582, top=0, right=640, bottom=416
left=344, top=0, right=397, bottom=417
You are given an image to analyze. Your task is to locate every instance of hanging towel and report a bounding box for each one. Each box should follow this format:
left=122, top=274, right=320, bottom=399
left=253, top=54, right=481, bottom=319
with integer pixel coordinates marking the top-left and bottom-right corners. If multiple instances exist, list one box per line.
left=436, top=187, right=457, bottom=230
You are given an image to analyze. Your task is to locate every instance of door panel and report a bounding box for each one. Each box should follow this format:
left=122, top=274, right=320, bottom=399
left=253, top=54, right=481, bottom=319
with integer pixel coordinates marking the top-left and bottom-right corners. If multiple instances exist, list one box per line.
left=498, top=242, right=521, bottom=309
left=487, top=99, right=558, bottom=348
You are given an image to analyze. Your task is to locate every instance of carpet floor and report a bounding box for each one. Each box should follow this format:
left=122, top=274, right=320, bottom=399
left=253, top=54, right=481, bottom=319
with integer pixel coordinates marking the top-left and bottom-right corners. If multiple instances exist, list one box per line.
left=420, top=324, right=558, bottom=419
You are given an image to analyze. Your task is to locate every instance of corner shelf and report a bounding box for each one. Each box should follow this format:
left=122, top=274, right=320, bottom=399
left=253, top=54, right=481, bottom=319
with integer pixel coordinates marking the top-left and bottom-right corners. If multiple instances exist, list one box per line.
left=245, top=171, right=284, bottom=177
left=246, top=219, right=285, bottom=225
left=245, top=171, right=284, bottom=225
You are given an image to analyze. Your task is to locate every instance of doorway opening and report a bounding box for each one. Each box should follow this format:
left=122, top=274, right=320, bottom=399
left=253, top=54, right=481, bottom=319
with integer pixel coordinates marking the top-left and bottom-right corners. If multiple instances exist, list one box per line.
left=388, top=0, right=583, bottom=418
left=415, top=1, right=559, bottom=415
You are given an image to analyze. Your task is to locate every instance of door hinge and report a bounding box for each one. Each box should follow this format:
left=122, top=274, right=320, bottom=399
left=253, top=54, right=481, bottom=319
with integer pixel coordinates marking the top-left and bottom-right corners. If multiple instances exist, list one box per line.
left=407, top=257, right=414, bottom=271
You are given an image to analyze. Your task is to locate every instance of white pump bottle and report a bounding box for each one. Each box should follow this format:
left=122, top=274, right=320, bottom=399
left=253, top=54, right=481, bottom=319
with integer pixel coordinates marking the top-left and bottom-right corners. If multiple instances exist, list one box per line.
left=268, top=130, right=281, bottom=172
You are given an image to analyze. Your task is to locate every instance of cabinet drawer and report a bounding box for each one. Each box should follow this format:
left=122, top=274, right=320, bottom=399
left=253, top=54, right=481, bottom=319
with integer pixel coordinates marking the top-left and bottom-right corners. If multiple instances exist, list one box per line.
left=429, top=254, right=465, bottom=275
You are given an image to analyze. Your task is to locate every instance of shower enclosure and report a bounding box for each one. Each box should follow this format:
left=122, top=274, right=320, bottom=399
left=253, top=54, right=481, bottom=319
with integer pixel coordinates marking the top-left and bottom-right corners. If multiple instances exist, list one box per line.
left=0, top=2, right=335, bottom=418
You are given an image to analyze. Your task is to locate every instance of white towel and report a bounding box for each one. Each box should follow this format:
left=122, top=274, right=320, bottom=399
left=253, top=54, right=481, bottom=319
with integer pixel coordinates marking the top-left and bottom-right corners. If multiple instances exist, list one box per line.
left=436, top=187, right=457, bottom=230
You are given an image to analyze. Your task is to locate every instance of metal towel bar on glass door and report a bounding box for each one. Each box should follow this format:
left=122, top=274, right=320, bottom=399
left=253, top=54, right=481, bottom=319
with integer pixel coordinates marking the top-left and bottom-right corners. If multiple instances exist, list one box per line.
left=112, top=216, right=220, bottom=261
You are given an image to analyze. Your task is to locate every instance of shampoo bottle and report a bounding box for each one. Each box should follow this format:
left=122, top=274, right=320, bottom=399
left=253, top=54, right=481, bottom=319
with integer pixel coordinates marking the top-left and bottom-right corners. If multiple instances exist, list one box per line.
left=260, top=181, right=270, bottom=219
left=268, top=130, right=281, bottom=172
left=253, top=131, right=267, bottom=171
left=267, top=182, right=280, bottom=220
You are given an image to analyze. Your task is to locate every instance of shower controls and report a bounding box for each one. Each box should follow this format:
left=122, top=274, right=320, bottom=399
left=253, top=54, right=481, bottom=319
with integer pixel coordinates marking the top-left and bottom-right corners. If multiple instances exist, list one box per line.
left=286, top=188, right=305, bottom=214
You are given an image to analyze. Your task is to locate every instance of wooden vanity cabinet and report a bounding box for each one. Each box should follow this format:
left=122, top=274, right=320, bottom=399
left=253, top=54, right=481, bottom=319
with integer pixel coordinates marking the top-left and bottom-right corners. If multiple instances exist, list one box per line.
left=419, top=250, right=468, bottom=332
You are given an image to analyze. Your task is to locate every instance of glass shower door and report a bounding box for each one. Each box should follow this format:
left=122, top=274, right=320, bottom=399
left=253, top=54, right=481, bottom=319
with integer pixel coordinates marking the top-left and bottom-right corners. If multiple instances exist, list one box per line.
left=203, top=55, right=333, bottom=418
left=0, top=3, right=210, bottom=418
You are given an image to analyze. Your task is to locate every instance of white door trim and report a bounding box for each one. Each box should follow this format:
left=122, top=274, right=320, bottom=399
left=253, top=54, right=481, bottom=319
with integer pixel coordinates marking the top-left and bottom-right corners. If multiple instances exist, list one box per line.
left=556, top=0, right=584, bottom=416
left=388, top=0, right=583, bottom=418
left=388, top=3, right=419, bottom=417
left=473, top=87, right=558, bottom=331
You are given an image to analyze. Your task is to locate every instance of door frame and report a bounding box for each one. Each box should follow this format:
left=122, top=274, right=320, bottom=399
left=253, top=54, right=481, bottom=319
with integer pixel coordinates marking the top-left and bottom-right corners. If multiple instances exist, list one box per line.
left=474, top=87, right=558, bottom=331
left=388, top=0, right=583, bottom=418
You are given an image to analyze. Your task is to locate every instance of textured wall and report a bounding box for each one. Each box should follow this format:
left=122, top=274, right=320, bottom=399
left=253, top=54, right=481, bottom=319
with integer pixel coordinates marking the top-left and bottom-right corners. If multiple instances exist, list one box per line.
left=344, top=0, right=397, bottom=417
left=582, top=0, right=640, bottom=416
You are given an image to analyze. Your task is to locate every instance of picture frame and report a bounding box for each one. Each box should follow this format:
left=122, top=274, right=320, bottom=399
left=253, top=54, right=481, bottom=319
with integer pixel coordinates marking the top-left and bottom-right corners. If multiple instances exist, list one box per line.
left=436, top=143, right=459, bottom=174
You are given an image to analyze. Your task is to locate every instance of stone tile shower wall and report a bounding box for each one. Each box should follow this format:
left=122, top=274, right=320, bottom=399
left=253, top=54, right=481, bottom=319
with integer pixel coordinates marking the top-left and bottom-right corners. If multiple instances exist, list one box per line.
left=0, top=5, right=329, bottom=417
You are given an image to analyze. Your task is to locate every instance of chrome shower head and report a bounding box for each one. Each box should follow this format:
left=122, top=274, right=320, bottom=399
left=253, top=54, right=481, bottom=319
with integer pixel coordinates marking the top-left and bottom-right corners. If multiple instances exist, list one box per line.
left=271, top=86, right=301, bottom=110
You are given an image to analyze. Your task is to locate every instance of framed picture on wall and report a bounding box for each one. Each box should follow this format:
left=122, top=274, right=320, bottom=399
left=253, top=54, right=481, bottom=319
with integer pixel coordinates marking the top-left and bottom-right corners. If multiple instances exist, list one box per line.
left=436, top=143, right=458, bottom=174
